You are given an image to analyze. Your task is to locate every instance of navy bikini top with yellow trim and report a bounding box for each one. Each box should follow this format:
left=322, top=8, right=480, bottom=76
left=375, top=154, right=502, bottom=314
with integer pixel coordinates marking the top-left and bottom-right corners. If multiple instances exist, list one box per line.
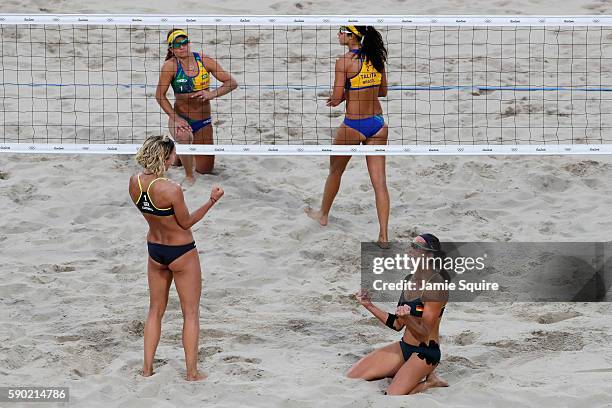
left=135, top=175, right=175, bottom=217
left=398, top=273, right=446, bottom=318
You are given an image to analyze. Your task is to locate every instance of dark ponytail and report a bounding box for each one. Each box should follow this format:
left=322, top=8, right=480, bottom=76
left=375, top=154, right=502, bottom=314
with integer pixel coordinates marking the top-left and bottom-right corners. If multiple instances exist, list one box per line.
left=355, top=26, right=387, bottom=72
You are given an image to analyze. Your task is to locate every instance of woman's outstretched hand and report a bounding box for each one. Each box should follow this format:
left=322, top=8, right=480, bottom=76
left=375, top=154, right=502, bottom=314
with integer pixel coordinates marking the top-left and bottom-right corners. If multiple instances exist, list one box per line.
left=355, top=289, right=373, bottom=308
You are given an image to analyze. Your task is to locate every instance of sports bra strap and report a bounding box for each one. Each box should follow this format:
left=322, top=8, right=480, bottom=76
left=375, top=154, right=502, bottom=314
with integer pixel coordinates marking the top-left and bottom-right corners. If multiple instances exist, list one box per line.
left=146, top=177, right=166, bottom=193
left=137, top=174, right=143, bottom=192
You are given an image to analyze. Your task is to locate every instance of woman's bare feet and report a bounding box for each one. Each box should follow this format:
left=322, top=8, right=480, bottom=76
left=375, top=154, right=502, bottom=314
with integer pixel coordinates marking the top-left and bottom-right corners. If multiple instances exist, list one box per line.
left=141, top=367, right=154, bottom=377
left=424, top=372, right=449, bottom=389
left=186, top=371, right=207, bottom=381
left=377, top=233, right=390, bottom=249
left=304, top=207, right=328, bottom=226
left=376, top=240, right=390, bottom=249
left=180, top=176, right=196, bottom=188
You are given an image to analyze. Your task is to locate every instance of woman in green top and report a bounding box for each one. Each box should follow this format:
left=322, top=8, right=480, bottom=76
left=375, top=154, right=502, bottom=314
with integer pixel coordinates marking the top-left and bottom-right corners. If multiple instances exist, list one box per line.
left=156, top=29, right=238, bottom=185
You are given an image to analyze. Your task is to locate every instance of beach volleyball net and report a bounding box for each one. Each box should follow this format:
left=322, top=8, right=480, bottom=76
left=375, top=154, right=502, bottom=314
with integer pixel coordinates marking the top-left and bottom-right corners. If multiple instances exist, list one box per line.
left=1, top=14, right=612, bottom=155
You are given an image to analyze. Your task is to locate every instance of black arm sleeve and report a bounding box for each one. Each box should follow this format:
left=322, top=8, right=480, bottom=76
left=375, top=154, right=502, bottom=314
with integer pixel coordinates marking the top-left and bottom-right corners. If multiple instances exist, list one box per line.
left=385, top=313, right=401, bottom=331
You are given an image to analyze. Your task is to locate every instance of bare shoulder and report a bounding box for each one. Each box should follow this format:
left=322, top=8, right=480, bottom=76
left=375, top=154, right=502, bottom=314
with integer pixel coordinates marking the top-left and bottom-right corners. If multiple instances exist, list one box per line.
left=161, top=178, right=181, bottom=193
left=128, top=173, right=138, bottom=187
left=128, top=173, right=140, bottom=202
left=201, top=54, right=219, bottom=69
left=337, top=54, right=351, bottom=64
left=149, top=178, right=179, bottom=202
left=161, top=58, right=177, bottom=72
left=337, top=53, right=358, bottom=71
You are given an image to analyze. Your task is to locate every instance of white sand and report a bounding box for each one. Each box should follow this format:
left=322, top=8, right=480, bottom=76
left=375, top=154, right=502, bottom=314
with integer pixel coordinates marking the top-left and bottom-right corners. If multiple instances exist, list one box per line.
left=2, top=1, right=612, bottom=407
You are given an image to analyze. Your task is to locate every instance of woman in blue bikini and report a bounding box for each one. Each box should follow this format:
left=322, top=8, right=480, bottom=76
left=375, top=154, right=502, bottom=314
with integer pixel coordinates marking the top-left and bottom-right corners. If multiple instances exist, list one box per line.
left=305, top=25, right=390, bottom=246
left=156, top=29, right=238, bottom=185
left=129, top=135, right=224, bottom=381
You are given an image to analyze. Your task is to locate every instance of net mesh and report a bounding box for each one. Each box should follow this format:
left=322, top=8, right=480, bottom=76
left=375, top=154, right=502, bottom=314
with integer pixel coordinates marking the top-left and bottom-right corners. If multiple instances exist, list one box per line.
left=1, top=23, right=612, bottom=149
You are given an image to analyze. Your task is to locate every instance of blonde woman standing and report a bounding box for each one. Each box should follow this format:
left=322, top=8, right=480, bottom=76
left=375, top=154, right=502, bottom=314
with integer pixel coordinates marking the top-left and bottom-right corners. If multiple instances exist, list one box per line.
left=128, top=135, right=224, bottom=381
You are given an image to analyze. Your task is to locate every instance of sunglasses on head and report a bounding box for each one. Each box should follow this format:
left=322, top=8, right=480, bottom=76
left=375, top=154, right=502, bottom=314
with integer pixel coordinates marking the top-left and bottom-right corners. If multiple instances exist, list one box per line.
left=170, top=37, right=190, bottom=49
left=338, top=27, right=352, bottom=34
left=410, top=241, right=436, bottom=252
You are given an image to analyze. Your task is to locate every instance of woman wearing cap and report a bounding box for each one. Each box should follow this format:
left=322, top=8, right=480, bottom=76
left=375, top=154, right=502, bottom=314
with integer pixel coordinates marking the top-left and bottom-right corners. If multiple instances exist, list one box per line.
left=156, top=29, right=238, bottom=185
left=305, top=25, right=390, bottom=246
left=347, top=233, right=450, bottom=395
left=129, top=135, right=224, bottom=380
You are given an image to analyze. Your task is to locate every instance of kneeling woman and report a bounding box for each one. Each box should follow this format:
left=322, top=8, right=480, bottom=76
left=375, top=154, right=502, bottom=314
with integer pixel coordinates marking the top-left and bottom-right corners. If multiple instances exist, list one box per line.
left=348, top=233, right=449, bottom=395
left=156, top=29, right=238, bottom=185
left=129, top=135, right=224, bottom=381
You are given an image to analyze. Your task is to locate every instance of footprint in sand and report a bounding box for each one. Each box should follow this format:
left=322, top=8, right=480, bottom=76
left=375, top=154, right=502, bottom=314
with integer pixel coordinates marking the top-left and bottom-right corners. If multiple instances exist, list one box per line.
left=7, top=183, right=51, bottom=204
left=234, top=333, right=266, bottom=345
left=222, top=356, right=262, bottom=364
left=199, top=346, right=223, bottom=361
left=536, top=311, right=582, bottom=324
left=123, top=320, right=145, bottom=337
left=153, top=358, right=168, bottom=370
left=417, top=162, right=456, bottom=184
left=453, top=330, right=480, bottom=346
left=485, top=330, right=584, bottom=354
left=3, top=345, right=44, bottom=370
left=285, top=318, right=313, bottom=335
left=562, top=160, right=604, bottom=176
left=202, top=328, right=231, bottom=340
left=299, top=250, right=325, bottom=262
left=441, top=355, right=484, bottom=378
left=222, top=357, right=268, bottom=380
left=527, top=174, right=571, bottom=193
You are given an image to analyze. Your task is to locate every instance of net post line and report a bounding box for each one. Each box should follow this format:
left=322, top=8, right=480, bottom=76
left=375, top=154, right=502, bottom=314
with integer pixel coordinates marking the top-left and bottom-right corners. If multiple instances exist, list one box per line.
left=1, top=14, right=612, bottom=27
left=1, top=143, right=611, bottom=156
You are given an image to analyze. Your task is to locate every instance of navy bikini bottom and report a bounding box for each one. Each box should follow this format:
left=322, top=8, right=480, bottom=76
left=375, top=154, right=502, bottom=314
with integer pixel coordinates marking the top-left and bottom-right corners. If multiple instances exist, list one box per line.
left=147, top=241, right=196, bottom=266
left=179, top=115, right=212, bottom=134
left=399, top=339, right=441, bottom=366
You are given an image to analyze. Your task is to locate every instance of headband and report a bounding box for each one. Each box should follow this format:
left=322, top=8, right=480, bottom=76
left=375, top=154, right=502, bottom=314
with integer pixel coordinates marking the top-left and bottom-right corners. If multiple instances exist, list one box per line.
left=167, top=29, right=188, bottom=46
left=346, top=25, right=362, bottom=38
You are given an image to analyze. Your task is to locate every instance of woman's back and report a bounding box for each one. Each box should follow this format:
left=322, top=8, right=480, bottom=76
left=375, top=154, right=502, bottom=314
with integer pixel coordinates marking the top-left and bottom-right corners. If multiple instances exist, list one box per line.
left=129, top=173, right=194, bottom=244
left=343, top=53, right=383, bottom=119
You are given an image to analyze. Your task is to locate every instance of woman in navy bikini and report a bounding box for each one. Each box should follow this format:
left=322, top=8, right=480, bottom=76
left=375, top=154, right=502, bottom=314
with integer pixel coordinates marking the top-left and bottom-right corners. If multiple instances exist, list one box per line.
left=348, top=234, right=449, bottom=395
left=305, top=25, right=390, bottom=246
left=156, top=29, right=238, bottom=185
left=129, top=135, right=224, bottom=381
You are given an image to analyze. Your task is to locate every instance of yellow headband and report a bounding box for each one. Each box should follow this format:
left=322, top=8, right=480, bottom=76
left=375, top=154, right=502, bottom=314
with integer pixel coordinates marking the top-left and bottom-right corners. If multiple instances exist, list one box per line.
left=346, top=25, right=362, bottom=38
left=167, top=29, right=188, bottom=46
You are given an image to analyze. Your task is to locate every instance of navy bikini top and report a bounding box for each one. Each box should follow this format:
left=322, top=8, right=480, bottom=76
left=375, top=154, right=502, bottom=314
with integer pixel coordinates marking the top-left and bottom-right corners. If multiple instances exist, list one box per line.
left=398, top=273, right=446, bottom=318
left=135, top=175, right=175, bottom=217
